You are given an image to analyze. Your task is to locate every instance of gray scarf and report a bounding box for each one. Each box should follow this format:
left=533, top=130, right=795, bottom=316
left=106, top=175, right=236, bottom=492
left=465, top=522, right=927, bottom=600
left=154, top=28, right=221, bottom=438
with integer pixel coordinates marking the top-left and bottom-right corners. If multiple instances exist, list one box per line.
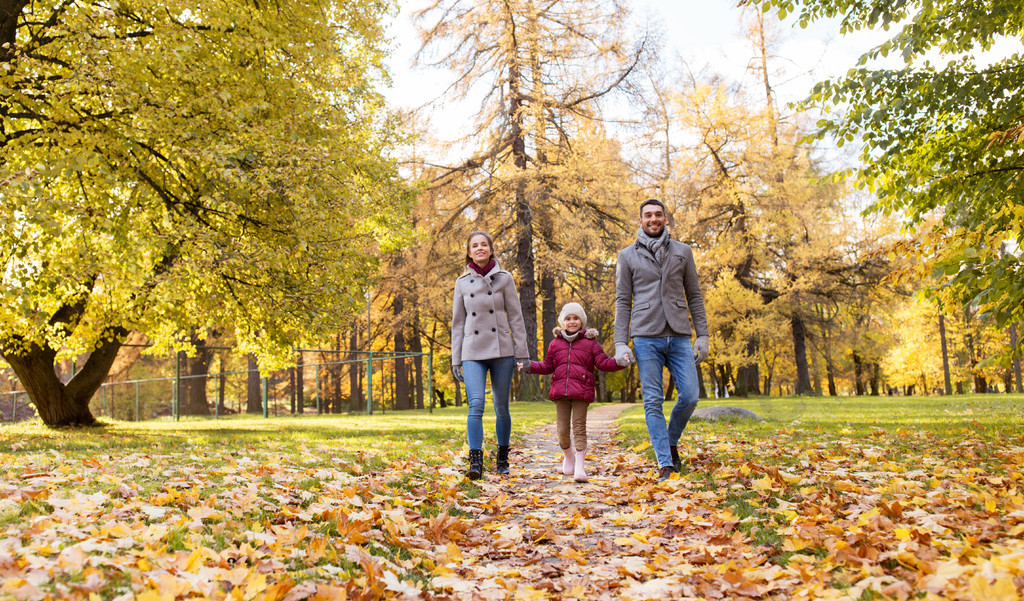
left=561, top=329, right=581, bottom=342
left=637, top=227, right=670, bottom=264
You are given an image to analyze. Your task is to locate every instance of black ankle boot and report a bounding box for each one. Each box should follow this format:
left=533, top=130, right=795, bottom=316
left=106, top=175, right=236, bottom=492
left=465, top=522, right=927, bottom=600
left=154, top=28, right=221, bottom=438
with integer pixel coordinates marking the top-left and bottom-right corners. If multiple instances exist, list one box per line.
left=467, top=449, right=484, bottom=480
left=496, top=446, right=510, bottom=475
left=670, top=445, right=682, bottom=472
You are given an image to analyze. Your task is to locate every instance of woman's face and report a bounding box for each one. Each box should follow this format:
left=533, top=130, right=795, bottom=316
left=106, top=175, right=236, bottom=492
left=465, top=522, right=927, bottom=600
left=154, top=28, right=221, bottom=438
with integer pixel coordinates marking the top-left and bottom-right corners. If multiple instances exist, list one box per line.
left=469, top=234, right=491, bottom=266
left=562, top=314, right=582, bottom=334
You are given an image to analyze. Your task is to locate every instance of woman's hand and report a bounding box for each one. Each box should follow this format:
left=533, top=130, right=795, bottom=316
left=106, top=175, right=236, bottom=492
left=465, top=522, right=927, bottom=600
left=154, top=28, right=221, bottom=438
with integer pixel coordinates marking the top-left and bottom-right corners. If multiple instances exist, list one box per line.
left=452, top=365, right=464, bottom=383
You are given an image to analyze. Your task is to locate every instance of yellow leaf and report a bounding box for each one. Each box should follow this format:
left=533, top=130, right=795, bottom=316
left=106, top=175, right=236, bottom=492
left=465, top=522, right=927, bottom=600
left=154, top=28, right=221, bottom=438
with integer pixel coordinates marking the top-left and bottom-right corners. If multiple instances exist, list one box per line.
left=969, top=574, right=1022, bottom=601
left=185, top=548, right=205, bottom=572
left=782, top=538, right=808, bottom=552
left=138, top=558, right=153, bottom=571
left=632, top=532, right=648, bottom=544
left=243, top=573, right=268, bottom=601
left=632, top=441, right=650, bottom=453
left=753, top=475, right=773, bottom=490
left=894, top=527, right=911, bottom=541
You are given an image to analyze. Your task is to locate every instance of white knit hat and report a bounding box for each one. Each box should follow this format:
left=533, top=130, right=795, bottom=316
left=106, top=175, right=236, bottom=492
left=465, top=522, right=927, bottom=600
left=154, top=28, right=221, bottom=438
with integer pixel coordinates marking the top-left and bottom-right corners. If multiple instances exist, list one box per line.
left=558, top=302, right=587, bottom=329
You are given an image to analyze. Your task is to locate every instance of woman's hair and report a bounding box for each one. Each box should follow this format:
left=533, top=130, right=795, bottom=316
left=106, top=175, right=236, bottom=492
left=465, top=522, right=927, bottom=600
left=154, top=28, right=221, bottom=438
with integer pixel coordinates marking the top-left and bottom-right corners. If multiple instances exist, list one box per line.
left=465, top=230, right=495, bottom=264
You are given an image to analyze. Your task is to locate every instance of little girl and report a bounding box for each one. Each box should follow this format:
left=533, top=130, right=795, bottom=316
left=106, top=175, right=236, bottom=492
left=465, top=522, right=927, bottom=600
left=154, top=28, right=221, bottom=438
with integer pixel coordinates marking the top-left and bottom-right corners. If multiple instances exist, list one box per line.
left=520, top=302, right=627, bottom=482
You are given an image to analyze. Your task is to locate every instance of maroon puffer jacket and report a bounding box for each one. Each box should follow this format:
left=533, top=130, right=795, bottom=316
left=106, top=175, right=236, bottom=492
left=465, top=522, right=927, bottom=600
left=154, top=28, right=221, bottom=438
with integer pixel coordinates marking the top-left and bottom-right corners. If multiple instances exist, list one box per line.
left=528, top=328, right=624, bottom=403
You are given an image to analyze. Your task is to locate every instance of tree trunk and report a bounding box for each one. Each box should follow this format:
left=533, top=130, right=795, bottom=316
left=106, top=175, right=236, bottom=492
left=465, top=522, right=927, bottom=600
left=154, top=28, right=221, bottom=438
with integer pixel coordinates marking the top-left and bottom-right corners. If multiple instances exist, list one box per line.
left=939, top=314, right=953, bottom=395
left=246, top=354, right=262, bottom=413
left=410, top=319, right=425, bottom=409
left=393, top=296, right=410, bottom=410
left=1010, top=322, right=1022, bottom=393
left=333, top=334, right=343, bottom=413
left=735, top=337, right=760, bottom=396
left=349, top=329, right=362, bottom=412
left=853, top=351, right=864, bottom=395
left=217, top=356, right=227, bottom=414
left=808, top=336, right=822, bottom=395
left=180, top=333, right=213, bottom=416
left=2, top=331, right=125, bottom=427
left=870, top=362, right=880, bottom=396
left=791, top=315, right=812, bottom=395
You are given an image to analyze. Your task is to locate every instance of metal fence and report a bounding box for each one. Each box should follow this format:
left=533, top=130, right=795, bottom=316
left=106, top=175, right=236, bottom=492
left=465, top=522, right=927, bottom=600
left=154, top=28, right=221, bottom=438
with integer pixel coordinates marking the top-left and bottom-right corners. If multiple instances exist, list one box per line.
left=0, top=347, right=434, bottom=423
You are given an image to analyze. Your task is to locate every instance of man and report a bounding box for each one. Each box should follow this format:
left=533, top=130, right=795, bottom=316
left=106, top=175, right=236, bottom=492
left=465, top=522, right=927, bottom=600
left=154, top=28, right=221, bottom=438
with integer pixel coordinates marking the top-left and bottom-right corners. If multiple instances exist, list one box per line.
left=614, top=199, right=709, bottom=481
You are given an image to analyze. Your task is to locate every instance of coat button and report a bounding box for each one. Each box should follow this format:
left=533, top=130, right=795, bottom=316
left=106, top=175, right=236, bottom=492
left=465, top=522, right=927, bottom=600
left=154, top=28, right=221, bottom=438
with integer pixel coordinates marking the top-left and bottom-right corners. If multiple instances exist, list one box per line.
left=470, top=293, right=474, bottom=297
left=474, top=330, right=479, bottom=334
left=470, top=279, right=475, bottom=283
left=489, top=309, right=494, bottom=313
left=472, top=312, right=476, bottom=316
left=491, top=328, right=496, bottom=332
left=488, top=291, right=492, bottom=295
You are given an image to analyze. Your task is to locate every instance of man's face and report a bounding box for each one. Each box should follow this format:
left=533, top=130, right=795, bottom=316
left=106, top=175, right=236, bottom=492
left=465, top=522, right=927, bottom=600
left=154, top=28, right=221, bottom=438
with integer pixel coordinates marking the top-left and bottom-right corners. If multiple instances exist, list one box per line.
left=639, top=204, right=666, bottom=236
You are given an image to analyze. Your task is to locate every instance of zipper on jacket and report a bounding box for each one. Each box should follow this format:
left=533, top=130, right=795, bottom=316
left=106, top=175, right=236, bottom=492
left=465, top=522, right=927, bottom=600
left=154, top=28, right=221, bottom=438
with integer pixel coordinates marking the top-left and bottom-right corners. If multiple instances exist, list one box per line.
left=565, top=340, right=573, bottom=397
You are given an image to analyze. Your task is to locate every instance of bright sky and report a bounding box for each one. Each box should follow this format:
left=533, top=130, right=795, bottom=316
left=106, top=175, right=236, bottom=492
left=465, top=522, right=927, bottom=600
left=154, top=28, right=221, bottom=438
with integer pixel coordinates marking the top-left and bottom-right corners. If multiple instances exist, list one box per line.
left=382, top=1, right=1021, bottom=145
left=383, top=1, right=885, bottom=126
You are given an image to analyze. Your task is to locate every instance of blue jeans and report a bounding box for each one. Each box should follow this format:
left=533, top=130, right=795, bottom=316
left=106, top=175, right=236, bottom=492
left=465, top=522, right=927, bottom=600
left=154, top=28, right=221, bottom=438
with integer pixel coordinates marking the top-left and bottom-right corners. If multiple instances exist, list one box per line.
left=462, top=356, right=515, bottom=450
left=633, top=336, right=700, bottom=468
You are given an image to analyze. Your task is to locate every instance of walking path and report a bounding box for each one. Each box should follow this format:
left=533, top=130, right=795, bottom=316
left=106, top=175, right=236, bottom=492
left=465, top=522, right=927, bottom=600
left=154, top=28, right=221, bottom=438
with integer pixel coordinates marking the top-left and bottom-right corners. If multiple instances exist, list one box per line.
left=431, top=404, right=732, bottom=600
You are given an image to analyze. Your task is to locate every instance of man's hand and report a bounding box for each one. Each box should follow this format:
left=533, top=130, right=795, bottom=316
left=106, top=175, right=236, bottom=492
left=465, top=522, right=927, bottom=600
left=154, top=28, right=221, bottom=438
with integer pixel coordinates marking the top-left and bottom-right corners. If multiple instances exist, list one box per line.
left=693, top=336, right=709, bottom=364
left=452, top=365, right=464, bottom=383
left=615, top=344, right=635, bottom=367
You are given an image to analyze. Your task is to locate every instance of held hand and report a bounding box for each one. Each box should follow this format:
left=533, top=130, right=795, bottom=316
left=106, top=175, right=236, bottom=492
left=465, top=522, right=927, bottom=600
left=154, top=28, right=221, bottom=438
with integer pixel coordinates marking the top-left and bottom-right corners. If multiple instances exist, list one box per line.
left=693, top=336, right=709, bottom=364
left=614, top=344, right=634, bottom=367
left=516, top=360, right=530, bottom=374
left=452, top=365, right=464, bottom=383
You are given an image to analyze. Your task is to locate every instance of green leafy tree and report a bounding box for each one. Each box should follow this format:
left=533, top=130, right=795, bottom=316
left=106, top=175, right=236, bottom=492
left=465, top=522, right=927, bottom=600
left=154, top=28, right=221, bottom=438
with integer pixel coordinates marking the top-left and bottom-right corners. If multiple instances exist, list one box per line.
left=0, top=1, right=414, bottom=426
left=747, top=0, right=1024, bottom=345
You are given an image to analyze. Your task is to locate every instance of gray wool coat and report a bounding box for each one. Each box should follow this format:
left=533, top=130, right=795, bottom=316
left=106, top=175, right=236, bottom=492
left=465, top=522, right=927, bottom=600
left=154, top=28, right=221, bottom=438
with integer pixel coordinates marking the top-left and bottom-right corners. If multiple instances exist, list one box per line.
left=613, top=238, right=709, bottom=347
left=451, top=262, right=531, bottom=366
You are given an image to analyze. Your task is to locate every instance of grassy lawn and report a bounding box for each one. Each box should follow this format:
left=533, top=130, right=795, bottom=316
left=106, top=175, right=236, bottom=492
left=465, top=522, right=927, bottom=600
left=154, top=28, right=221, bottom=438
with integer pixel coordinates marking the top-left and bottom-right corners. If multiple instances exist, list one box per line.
left=616, top=394, right=1024, bottom=600
left=0, top=401, right=557, bottom=457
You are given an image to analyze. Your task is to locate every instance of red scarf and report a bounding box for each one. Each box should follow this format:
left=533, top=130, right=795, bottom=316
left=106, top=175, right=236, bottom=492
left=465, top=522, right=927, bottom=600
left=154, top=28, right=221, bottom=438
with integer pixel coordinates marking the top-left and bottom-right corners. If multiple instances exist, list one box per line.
left=468, top=259, right=496, bottom=277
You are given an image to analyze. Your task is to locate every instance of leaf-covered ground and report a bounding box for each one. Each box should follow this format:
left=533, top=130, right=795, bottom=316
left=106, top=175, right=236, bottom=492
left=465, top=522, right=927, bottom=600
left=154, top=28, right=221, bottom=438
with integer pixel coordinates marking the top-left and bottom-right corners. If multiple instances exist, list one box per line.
left=1, top=396, right=1022, bottom=600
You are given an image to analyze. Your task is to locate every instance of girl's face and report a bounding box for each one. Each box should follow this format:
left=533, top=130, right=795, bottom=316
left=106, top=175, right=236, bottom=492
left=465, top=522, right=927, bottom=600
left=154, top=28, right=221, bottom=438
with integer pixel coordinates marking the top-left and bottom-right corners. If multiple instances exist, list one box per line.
left=562, top=314, right=582, bottom=334
left=469, top=235, right=491, bottom=266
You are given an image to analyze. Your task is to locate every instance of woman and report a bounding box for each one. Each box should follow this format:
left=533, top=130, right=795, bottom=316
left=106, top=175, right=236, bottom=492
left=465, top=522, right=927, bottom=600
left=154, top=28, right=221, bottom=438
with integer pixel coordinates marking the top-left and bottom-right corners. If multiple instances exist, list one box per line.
left=451, top=231, right=530, bottom=479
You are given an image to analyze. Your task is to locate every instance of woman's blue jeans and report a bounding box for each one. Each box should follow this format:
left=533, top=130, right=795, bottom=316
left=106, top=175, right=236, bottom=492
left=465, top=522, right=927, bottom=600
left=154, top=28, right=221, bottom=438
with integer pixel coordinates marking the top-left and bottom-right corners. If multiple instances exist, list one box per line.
left=462, top=356, right=515, bottom=450
left=633, top=336, right=700, bottom=468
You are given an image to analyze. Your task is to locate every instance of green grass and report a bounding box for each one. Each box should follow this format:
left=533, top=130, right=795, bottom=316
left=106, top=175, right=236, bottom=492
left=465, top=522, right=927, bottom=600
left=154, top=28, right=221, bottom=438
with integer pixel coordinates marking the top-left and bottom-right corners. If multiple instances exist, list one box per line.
left=616, top=393, right=1024, bottom=454
left=0, top=401, right=558, bottom=458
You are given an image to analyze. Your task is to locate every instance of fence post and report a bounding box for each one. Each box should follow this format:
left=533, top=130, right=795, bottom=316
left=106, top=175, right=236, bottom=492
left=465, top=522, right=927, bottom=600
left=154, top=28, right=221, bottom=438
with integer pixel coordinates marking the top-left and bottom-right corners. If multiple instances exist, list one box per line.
left=262, top=376, right=269, bottom=418
left=427, top=353, right=433, bottom=414
left=102, top=385, right=107, bottom=417
left=12, top=393, right=16, bottom=421
left=366, top=353, right=373, bottom=415
left=214, top=374, right=219, bottom=420
left=135, top=381, right=140, bottom=422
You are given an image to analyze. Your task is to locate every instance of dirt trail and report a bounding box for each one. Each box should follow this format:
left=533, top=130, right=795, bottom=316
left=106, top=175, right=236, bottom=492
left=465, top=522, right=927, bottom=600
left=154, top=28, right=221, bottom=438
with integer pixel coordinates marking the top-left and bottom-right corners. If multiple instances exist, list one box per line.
left=437, top=403, right=707, bottom=600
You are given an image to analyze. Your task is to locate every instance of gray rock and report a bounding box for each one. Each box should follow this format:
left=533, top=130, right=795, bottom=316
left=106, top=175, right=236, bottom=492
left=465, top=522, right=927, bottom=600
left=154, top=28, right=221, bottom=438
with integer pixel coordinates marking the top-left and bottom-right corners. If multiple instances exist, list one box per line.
left=691, top=406, right=763, bottom=422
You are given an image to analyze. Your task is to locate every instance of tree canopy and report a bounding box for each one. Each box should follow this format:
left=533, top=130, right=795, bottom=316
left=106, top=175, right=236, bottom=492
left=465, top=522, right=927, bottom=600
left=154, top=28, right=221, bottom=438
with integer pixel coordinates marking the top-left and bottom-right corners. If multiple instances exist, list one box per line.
left=746, top=0, right=1024, bottom=342
left=0, top=1, right=414, bottom=425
